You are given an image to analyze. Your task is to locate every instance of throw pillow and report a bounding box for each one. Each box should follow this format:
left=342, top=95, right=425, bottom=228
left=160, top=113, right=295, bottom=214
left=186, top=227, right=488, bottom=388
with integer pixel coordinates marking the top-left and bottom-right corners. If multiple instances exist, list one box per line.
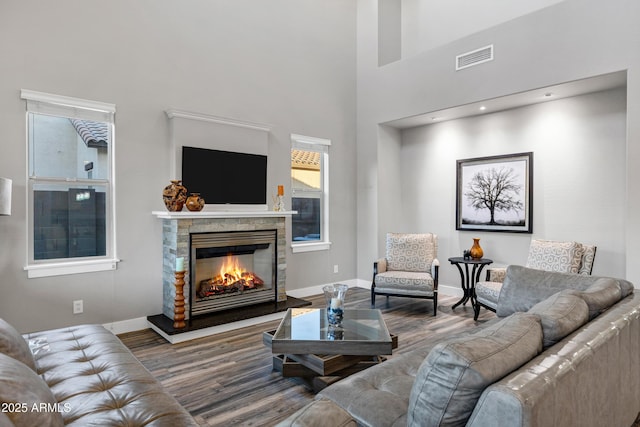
left=0, top=318, right=36, bottom=371
left=407, top=313, right=543, bottom=427
left=527, top=290, right=589, bottom=348
left=0, top=353, right=64, bottom=427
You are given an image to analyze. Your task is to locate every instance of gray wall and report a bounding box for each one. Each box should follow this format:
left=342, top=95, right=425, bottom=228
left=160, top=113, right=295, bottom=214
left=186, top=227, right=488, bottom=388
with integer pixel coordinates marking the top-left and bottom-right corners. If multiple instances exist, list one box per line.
left=400, top=88, right=627, bottom=288
left=356, top=0, right=640, bottom=287
left=0, top=0, right=357, bottom=332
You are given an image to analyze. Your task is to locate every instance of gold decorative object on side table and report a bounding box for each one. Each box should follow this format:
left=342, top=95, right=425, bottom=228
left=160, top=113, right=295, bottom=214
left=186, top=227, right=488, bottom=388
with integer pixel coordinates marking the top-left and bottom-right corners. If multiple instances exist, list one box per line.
left=470, top=238, right=484, bottom=259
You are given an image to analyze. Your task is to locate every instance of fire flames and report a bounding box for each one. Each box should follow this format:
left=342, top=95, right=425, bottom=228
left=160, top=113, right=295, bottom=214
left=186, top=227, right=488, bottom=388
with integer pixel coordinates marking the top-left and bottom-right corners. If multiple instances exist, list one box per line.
left=197, top=255, right=264, bottom=298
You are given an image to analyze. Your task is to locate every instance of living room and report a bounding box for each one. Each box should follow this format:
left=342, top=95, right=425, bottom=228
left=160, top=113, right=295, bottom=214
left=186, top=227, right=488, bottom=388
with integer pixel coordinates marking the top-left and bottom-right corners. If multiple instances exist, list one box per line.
left=0, top=0, right=639, bottom=425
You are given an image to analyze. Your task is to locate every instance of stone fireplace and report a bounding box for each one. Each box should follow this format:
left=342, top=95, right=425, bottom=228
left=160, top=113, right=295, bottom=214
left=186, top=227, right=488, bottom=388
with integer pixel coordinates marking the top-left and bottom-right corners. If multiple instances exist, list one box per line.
left=153, top=211, right=291, bottom=321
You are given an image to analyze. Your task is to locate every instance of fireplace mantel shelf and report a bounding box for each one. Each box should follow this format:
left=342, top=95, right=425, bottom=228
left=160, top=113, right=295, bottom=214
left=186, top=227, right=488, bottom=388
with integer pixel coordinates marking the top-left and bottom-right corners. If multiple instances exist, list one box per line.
left=152, top=210, right=297, bottom=219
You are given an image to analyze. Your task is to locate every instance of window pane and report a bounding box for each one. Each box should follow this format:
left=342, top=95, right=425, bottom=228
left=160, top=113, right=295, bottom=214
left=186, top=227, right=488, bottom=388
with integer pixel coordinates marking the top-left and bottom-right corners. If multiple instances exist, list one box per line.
left=33, top=182, right=107, bottom=260
left=292, top=197, right=321, bottom=241
left=291, top=149, right=321, bottom=191
left=29, top=113, right=109, bottom=180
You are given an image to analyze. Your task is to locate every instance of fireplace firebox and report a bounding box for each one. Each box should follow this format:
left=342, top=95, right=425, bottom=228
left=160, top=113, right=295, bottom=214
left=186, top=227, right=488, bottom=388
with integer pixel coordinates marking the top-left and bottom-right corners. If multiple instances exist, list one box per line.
left=190, top=230, right=277, bottom=316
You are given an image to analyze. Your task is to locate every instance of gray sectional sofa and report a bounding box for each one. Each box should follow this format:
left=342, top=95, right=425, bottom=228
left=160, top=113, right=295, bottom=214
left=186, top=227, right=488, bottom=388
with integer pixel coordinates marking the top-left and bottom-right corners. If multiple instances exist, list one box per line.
left=279, top=266, right=640, bottom=427
left=0, top=322, right=198, bottom=426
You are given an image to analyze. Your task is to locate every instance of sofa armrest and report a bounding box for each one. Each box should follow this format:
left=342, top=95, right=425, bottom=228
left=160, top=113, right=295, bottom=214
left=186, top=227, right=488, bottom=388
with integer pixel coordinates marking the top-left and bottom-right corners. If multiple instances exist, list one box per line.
left=276, top=399, right=356, bottom=427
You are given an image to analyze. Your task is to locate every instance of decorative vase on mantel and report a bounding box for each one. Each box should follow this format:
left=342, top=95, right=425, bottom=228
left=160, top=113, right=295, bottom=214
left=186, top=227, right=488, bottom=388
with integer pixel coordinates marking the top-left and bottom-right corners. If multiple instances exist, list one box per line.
left=162, top=180, right=188, bottom=212
left=469, top=238, right=484, bottom=259
left=186, top=193, right=205, bottom=212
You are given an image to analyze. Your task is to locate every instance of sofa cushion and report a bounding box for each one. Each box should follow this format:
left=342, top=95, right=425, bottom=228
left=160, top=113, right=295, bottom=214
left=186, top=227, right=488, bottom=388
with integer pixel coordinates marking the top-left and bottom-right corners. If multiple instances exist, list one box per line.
left=374, top=271, right=435, bottom=296
left=525, top=239, right=583, bottom=274
left=566, top=277, right=623, bottom=320
left=0, top=353, right=64, bottom=427
left=528, top=291, right=589, bottom=348
left=0, top=318, right=36, bottom=371
left=276, top=399, right=356, bottom=427
left=496, top=265, right=608, bottom=317
left=407, top=313, right=543, bottom=427
left=616, top=278, right=635, bottom=298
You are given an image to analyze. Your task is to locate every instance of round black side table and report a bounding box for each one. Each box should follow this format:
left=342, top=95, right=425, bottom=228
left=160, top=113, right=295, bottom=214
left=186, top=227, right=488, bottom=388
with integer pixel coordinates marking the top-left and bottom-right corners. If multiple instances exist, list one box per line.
left=448, top=257, right=493, bottom=319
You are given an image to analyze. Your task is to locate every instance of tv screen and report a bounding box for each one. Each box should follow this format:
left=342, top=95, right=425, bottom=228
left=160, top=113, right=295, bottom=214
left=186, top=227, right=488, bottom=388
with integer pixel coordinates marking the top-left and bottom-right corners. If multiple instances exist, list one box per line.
left=181, top=146, right=267, bottom=205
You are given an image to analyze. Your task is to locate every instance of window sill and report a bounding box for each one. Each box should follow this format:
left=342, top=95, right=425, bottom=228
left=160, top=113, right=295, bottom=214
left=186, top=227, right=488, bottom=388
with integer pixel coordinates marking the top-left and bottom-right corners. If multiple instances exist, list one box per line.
left=24, top=258, right=120, bottom=278
left=291, top=241, right=332, bottom=253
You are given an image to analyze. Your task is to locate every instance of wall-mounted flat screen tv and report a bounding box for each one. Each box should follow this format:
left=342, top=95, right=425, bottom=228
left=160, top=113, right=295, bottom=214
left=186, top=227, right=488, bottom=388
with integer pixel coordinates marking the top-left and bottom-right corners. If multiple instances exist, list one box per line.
left=181, top=146, right=267, bottom=205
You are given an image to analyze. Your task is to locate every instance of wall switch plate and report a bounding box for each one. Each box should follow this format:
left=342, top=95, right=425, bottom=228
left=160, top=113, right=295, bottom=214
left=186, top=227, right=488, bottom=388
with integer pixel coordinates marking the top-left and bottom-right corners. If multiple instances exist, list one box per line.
left=333, top=265, right=339, bottom=273
left=73, top=300, right=83, bottom=314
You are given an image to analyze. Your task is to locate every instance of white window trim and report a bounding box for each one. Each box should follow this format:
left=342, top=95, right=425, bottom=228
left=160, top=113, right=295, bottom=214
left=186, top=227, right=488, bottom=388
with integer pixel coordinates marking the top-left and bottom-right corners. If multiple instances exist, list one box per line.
left=290, top=134, right=331, bottom=253
left=21, top=89, right=119, bottom=278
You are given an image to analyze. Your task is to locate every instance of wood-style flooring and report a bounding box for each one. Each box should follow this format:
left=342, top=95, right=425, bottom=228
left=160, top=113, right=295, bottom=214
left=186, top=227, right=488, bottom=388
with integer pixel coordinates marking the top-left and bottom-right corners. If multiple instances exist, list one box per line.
left=118, top=288, right=496, bottom=426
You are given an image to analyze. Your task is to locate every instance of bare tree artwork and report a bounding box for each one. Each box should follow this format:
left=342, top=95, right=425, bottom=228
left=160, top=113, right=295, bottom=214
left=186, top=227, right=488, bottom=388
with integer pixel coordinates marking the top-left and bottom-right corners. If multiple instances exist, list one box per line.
left=464, top=166, right=523, bottom=225
left=456, top=153, right=532, bottom=233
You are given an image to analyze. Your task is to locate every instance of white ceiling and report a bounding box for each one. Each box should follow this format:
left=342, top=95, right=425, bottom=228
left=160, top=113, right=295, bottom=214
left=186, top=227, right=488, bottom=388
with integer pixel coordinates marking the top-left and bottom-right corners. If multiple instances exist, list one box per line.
left=384, top=70, right=627, bottom=129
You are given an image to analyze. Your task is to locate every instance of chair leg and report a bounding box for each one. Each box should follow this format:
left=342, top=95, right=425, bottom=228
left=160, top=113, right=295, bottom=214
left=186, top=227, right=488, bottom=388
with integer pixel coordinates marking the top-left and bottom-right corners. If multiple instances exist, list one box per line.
left=371, top=289, right=376, bottom=308
left=433, top=294, right=438, bottom=316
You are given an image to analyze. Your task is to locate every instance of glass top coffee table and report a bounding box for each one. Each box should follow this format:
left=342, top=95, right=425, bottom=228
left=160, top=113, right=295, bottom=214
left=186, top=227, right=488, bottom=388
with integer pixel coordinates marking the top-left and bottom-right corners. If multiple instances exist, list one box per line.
left=263, top=308, right=397, bottom=387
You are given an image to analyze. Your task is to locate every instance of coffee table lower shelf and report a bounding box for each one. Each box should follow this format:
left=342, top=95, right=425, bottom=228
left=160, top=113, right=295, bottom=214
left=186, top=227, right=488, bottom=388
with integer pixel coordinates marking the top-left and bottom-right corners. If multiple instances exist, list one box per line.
left=263, top=330, right=398, bottom=392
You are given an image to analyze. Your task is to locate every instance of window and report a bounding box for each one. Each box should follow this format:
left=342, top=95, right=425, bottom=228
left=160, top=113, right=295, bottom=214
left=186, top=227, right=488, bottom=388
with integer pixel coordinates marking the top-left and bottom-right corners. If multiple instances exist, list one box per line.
left=21, top=90, right=118, bottom=278
left=290, top=133, right=330, bottom=253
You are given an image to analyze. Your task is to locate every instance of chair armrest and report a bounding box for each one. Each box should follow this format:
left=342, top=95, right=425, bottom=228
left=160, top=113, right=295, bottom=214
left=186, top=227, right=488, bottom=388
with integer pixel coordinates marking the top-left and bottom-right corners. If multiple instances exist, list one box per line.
left=374, top=258, right=387, bottom=274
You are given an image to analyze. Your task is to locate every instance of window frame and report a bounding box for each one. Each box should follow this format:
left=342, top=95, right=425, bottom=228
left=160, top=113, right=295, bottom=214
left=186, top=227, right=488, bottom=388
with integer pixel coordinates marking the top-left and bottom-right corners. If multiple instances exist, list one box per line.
left=21, top=89, right=119, bottom=278
left=290, top=133, right=331, bottom=253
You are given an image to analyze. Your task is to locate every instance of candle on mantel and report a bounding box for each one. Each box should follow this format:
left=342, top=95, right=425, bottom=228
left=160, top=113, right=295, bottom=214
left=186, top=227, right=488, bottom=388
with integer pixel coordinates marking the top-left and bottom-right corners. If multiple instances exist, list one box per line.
left=175, top=257, right=184, bottom=272
left=277, top=185, right=284, bottom=196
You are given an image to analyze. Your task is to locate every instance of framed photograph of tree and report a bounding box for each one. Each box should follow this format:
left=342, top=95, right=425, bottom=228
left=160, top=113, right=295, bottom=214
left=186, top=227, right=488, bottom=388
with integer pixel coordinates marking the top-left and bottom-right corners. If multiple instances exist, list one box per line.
left=456, top=152, right=533, bottom=233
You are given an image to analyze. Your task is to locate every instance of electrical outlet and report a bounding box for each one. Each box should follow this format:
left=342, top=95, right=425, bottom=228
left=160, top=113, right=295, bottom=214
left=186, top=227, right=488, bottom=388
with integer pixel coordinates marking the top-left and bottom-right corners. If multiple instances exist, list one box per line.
left=333, top=264, right=339, bottom=274
left=73, top=300, right=83, bottom=314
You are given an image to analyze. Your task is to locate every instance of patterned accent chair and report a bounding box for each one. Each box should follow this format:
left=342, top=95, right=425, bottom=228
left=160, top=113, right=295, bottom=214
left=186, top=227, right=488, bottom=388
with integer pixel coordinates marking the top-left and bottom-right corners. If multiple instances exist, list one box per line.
left=475, top=239, right=597, bottom=316
left=371, top=233, right=440, bottom=315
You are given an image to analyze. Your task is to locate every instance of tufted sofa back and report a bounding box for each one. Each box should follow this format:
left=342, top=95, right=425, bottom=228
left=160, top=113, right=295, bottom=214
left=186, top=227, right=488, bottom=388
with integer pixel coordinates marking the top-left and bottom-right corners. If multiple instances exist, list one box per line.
left=22, top=324, right=199, bottom=426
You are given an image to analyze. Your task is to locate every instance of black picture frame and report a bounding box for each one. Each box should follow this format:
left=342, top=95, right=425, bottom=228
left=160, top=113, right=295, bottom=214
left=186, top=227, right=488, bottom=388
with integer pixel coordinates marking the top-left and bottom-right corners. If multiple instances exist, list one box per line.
left=456, top=152, right=533, bottom=233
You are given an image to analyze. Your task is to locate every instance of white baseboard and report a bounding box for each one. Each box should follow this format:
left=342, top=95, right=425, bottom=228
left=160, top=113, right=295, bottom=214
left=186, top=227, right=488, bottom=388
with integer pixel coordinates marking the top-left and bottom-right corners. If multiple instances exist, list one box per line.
left=103, top=317, right=149, bottom=335
left=286, top=278, right=369, bottom=299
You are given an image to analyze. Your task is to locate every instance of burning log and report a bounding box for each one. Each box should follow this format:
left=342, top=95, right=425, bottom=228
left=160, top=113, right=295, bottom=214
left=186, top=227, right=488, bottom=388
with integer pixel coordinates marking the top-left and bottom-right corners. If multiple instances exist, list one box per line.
left=197, top=272, right=264, bottom=298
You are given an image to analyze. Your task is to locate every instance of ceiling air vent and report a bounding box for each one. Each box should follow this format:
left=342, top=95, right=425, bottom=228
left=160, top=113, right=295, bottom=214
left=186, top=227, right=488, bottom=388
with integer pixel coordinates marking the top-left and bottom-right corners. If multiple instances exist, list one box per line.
left=456, top=45, right=494, bottom=71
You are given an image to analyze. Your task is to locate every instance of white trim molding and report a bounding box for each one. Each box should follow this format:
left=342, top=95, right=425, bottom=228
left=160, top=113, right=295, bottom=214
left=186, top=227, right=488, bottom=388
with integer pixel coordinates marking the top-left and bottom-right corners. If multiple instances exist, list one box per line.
left=291, top=241, right=332, bottom=253
left=291, top=133, right=331, bottom=146
left=165, top=109, right=272, bottom=133
left=24, top=258, right=120, bottom=279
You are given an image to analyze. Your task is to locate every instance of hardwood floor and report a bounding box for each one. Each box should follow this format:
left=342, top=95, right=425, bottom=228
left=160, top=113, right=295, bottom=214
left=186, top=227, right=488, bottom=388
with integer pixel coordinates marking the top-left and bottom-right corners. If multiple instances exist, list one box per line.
left=119, top=288, right=496, bottom=426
